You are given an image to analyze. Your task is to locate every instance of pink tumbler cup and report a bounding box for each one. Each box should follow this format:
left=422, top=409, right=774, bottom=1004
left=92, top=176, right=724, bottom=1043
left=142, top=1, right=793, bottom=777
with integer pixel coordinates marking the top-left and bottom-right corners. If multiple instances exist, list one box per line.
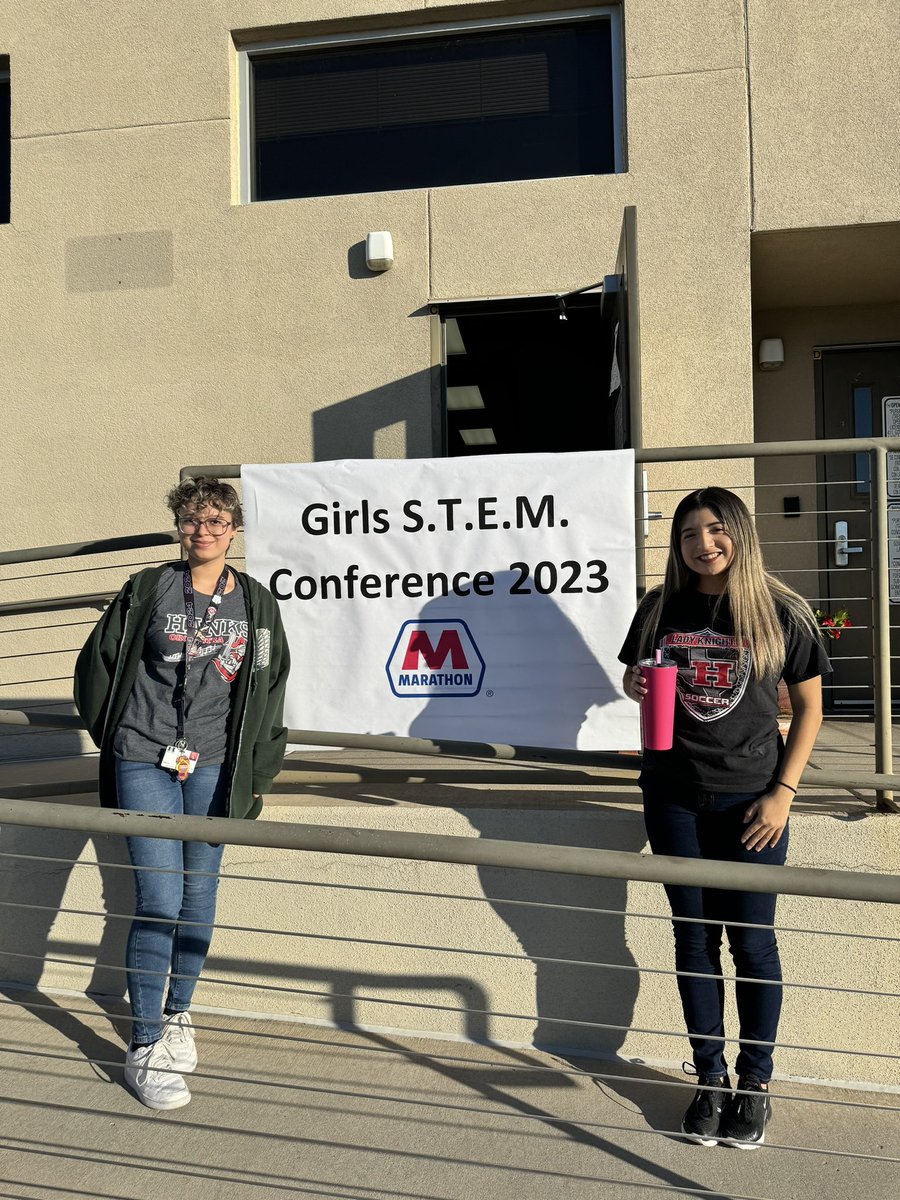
left=638, top=656, right=678, bottom=751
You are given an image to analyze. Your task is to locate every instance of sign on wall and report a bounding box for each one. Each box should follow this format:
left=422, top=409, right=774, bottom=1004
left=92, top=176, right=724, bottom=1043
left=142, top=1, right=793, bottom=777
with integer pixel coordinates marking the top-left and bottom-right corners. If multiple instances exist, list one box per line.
left=242, top=452, right=639, bottom=750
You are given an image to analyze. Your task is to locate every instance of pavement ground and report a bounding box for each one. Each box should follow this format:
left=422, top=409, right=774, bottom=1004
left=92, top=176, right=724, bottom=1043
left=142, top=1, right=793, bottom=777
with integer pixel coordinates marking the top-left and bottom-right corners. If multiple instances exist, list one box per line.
left=0, top=993, right=896, bottom=1200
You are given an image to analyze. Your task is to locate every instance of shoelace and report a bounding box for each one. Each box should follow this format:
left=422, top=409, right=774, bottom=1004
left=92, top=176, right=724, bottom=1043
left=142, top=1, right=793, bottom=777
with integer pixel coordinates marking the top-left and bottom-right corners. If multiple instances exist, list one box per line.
left=733, top=1080, right=766, bottom=1122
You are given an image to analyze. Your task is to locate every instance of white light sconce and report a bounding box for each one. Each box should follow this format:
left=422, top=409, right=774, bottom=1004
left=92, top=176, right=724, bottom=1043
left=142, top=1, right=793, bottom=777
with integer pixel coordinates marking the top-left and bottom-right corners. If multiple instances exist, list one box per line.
left=366, top=231, right=394, bottom=272
left=758, top=337, right=785, bottom=371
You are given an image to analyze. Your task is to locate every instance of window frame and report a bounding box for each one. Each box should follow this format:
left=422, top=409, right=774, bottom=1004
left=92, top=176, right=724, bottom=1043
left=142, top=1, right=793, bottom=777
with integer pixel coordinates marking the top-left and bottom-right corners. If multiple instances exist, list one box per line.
left=236, top=6, right=625, bottom=205
left=0, top=64, right=9, bottom=225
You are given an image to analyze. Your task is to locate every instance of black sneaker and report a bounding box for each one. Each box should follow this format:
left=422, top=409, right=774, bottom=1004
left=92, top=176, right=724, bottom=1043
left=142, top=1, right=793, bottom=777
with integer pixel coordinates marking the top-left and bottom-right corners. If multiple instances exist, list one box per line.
left=681, top=1071, right=731, bottom=1146
left=720, top=1075, right=772, bottom=1149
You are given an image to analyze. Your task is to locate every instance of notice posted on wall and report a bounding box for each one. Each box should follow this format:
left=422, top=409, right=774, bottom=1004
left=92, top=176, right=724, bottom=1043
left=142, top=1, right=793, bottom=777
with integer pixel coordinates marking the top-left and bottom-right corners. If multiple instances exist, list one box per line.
left=889, top=503, right=900, bottom=605
left=242, top=451, right=640, bottom=750
left=883, top=396, right=900, bottom=499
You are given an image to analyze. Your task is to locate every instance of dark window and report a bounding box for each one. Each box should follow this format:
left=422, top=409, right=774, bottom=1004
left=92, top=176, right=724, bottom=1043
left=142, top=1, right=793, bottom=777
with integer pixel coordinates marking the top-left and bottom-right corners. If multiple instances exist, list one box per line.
left=0, top=70, right=8, bottom=224
left=252, top=19, right=618, bottom=201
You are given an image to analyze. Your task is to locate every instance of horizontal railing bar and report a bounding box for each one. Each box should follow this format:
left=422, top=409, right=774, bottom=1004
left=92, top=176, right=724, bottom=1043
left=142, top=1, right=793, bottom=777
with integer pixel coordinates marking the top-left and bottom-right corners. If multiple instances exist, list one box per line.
left=3, top=908, right=891, bottom=995
left=0, top=850, right=895, bottom=940
left=0, top=530, right=179, bottom=568
left=646, top=480, right=866, bottom=492
left=0, top=593, right=114, bottom=618
left=6, top=997, right=900, bottom=1085
left=0, top=897, right=872, bottom=940
left=2, top=709, right=900, bottom=791
left=0, top=557, right=178, bottom=584
left=6, top=954, right=898, bottom=1059
left=638, top=436, right=900, bottom=462
left=0, top=619, right=99, bottom=634
left=0, top=796, right=897, bottom=902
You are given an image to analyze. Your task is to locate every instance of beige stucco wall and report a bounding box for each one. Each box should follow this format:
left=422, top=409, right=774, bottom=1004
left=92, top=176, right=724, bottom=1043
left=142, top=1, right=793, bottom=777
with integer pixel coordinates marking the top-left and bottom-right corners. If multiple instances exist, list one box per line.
left=0, top=0, right=754, bottom=562
left=2, top=795, right=896, bottom=1089
left=0, top=0, right=755, bottom=718
left=747, top=0, right=900, bottom=232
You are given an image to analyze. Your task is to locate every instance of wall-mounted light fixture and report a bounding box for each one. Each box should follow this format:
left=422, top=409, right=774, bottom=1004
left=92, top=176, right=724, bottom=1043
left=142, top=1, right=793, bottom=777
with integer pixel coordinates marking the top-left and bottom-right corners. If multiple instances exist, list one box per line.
left=758, top=337, right=785, bottom=371
left=366, top=231, right=394, bottom=272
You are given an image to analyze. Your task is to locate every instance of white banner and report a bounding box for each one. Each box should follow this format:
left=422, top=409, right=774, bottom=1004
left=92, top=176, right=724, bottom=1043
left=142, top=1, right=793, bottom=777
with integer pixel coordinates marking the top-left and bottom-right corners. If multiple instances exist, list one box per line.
left=242, top=451, right=639, bottom=750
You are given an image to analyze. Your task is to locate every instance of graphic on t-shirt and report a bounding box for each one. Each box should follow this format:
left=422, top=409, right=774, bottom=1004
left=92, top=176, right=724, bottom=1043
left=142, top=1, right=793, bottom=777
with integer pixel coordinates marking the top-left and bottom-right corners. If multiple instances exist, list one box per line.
left=161, top=613, right=249, bottom=677
left=214, top=633, right=247, bottom=683
left=660, top=627, right=751, bottom=723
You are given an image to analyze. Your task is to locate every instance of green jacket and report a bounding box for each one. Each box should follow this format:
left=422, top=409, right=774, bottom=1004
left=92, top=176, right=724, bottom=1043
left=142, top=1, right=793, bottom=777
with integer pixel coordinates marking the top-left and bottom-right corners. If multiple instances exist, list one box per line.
left=73, top=564, right=290, bottom=820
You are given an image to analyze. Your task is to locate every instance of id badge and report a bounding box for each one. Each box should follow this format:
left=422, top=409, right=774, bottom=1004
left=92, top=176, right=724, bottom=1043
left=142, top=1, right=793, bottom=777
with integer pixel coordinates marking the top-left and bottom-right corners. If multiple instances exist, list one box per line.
left=162, top=745, right=200, bottom=781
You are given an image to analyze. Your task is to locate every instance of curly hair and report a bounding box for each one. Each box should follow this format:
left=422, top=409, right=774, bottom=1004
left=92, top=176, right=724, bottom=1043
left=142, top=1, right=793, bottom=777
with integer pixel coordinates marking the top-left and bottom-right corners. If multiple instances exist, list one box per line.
left=165, top=476, right=243, bottom=527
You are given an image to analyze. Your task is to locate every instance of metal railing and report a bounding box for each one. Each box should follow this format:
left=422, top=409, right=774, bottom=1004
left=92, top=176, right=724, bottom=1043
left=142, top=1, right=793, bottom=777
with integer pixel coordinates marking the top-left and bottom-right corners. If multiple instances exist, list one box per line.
left=0, top=795, right=896, bottom=1198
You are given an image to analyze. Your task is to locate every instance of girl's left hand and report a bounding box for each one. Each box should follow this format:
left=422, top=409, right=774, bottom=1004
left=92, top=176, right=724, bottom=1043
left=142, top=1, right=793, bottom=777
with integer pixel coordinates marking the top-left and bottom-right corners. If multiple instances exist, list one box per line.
left=741, top=791, right=792, bottom=851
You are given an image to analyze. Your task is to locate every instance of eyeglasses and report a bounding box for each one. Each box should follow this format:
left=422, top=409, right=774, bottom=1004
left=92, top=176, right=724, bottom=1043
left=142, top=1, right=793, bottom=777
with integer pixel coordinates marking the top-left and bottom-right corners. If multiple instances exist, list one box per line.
left=177, top=516, right=234, bottom=536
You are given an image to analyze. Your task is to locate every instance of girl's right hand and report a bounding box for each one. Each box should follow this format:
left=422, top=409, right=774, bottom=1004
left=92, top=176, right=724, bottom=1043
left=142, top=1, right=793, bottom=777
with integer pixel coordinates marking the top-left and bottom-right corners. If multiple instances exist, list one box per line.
left=623, top=664, right=647, bottom=703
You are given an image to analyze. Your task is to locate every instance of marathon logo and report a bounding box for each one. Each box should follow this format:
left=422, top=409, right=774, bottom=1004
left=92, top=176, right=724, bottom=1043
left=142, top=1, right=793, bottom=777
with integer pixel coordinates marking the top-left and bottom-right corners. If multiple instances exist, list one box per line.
left=386, top=619, right=485, bottom=698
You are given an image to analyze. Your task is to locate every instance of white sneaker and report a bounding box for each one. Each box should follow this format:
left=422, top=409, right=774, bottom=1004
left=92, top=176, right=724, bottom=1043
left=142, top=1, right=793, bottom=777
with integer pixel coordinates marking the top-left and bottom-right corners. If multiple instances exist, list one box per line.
left=124, top=1040, right=191, bottom=1110
left=161, top=1010, right=198, bottom=1073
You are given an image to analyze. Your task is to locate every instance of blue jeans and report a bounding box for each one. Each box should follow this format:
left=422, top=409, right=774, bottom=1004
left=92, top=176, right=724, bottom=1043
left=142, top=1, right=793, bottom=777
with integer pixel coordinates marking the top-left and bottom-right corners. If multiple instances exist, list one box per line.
left=115, top=759, right=227, bottom=1045
left=640, top=773, right=787, bottom=1082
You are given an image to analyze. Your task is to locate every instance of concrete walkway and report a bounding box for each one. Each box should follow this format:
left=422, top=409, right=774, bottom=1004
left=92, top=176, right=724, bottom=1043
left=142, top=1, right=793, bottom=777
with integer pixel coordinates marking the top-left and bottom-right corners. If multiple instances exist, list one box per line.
left=0, top=991, right=896, bottom=1200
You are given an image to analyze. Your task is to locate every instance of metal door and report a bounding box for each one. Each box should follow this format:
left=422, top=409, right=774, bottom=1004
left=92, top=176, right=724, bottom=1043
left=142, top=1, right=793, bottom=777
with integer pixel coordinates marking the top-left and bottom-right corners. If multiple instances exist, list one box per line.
left=818, top=346, right=900, bottom=707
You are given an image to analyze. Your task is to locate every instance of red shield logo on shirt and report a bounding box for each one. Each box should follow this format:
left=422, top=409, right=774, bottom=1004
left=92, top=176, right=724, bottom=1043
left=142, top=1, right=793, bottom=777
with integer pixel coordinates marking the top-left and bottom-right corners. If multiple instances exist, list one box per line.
left=660, top=628, right=751, bottom=723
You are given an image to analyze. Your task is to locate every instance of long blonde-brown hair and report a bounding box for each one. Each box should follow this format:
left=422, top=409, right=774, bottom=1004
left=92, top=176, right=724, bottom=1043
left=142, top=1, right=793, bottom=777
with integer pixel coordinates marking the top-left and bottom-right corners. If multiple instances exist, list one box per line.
left=638, top=487, right=822, bottom=681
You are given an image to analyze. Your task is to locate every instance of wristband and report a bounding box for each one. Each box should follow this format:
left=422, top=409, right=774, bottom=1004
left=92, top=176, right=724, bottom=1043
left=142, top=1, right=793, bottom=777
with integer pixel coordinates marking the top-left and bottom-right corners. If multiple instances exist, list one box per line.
left=776, top=780, right=798, bottom=795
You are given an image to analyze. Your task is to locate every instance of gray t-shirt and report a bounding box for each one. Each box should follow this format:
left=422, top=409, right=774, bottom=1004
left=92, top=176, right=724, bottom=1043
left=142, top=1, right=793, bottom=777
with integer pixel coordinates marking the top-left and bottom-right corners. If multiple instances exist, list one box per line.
left=114, top=565, right=248, bottom=766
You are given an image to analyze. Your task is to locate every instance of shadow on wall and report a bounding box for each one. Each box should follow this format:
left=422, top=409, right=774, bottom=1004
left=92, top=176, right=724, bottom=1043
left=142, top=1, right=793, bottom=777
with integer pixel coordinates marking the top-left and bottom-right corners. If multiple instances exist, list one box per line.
left=311, top=369, right=436, bottom=461
left=408, top=578, right=646, bottom=1062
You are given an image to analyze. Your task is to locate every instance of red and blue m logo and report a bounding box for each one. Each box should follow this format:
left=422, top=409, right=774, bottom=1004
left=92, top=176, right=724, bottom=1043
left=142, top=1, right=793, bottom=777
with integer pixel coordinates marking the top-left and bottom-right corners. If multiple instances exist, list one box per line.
left=387, top=620, right=485, bottom=698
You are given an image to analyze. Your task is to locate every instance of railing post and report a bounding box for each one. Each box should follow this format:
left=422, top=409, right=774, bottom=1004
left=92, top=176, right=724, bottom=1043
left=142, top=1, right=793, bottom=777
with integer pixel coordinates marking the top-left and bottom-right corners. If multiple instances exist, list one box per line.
left=870, top=448, right=897, bottom=812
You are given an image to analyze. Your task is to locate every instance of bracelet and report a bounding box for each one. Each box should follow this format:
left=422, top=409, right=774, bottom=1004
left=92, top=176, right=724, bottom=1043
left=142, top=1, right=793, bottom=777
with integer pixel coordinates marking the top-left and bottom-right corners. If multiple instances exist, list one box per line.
left=776, top=780, right=798, bottom=795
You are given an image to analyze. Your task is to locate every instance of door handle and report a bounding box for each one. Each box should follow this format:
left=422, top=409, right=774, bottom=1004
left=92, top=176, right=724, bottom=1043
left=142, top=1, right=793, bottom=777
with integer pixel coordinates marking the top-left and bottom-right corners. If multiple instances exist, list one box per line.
left=834, top=520, right=864, bottom=567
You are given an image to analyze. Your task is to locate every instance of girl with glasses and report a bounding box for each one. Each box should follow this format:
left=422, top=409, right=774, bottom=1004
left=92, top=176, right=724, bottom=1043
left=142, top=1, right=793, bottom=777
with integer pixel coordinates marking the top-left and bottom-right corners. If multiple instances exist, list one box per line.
left=75, top=476, right=290, bottom=1109
left=619, top=487, right=829, bottom=1149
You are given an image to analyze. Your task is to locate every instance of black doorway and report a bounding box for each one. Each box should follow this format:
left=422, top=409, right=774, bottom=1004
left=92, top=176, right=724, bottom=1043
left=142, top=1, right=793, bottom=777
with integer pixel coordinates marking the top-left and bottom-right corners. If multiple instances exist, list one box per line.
left=440, top=293, right=624, bottom=457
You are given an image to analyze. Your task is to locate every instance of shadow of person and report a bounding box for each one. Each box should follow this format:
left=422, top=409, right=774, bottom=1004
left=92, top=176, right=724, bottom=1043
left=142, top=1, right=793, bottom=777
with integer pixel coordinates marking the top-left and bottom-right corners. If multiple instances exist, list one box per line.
left=0, top=809, right=135, bottom=1088
left=401, top=580, right=678, bottom=1140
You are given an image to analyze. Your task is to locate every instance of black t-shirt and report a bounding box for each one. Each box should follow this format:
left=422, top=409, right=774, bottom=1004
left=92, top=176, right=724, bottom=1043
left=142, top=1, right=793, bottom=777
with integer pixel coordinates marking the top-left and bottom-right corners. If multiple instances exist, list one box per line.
left=618, top=589, right=831, bottom=791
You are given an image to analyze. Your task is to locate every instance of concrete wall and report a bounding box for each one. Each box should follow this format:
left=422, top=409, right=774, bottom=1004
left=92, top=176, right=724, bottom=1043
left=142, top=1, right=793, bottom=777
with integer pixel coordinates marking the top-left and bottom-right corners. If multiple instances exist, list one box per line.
left=747, top=0, right=900, bottom=232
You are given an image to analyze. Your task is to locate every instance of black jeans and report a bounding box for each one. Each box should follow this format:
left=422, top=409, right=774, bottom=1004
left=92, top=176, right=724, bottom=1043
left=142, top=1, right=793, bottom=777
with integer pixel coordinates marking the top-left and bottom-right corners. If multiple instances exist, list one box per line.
left=640, top=773, right=787, bottom=1082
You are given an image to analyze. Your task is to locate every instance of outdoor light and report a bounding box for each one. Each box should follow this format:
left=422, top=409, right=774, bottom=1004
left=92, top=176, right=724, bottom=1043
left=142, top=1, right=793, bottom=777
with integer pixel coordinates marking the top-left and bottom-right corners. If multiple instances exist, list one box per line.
left=365, top=231, right=394, bottom=271
left=758, top=337, right=785, bottom=370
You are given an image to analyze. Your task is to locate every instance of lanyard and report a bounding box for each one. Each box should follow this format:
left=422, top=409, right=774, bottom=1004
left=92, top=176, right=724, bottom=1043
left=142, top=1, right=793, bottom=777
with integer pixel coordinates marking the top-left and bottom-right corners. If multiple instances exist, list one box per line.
left=174, top=563, right=230, bottom=743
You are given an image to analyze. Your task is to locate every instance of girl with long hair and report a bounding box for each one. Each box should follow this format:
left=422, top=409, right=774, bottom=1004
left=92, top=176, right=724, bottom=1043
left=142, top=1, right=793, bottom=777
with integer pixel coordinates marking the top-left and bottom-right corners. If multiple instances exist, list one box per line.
left=75, top=477, right=290, bottom=1110
left=619, top=487, right=829, bottom=1148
